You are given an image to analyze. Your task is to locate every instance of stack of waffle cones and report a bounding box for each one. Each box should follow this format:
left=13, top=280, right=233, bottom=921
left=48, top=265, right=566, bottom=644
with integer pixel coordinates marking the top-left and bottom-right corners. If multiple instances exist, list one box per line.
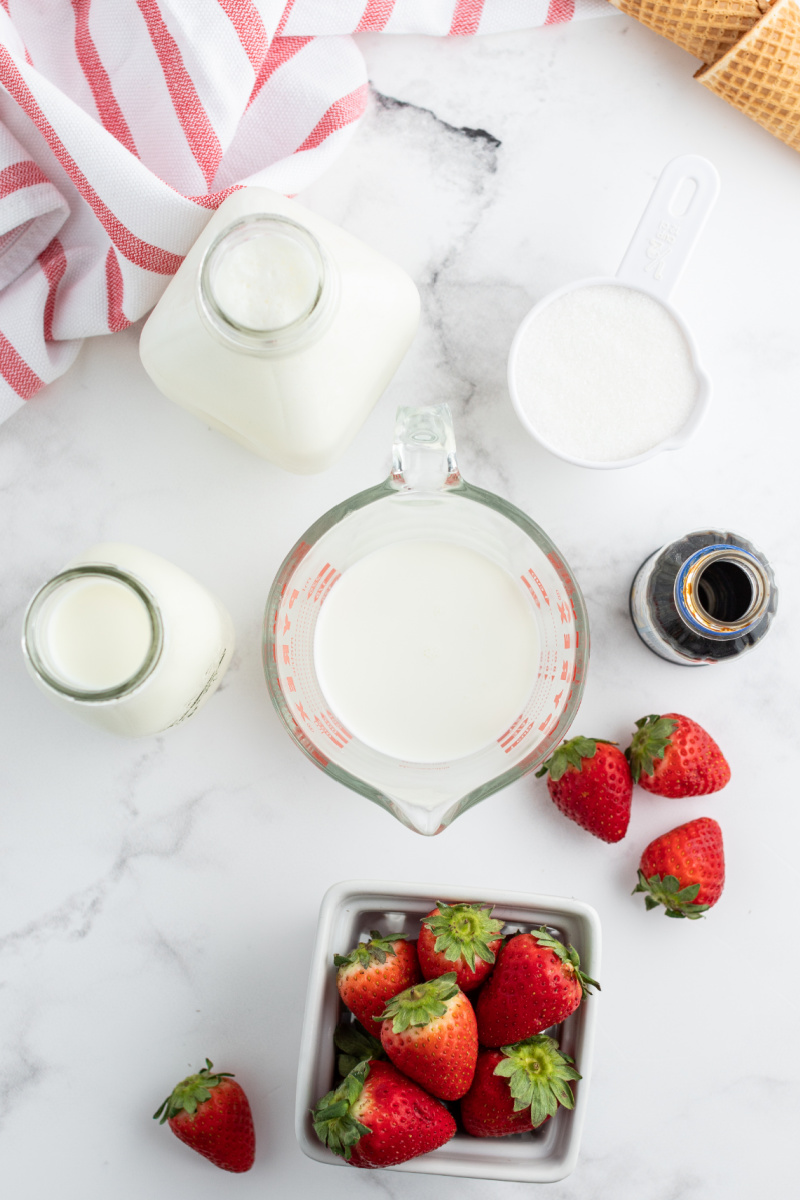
left=609, top=0, right=800, bottom=152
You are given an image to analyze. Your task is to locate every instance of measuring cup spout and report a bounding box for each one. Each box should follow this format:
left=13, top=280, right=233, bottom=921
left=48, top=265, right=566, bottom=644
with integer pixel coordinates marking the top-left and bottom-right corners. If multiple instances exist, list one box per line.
left=387, top=790, right=464, bottom=836
left=391, top=404, right=462, bottom=493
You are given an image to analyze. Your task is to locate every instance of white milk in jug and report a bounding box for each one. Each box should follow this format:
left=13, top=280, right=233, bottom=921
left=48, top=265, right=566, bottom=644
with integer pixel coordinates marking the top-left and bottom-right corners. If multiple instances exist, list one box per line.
left=22, top=543, right=235, bottom=736
left=139, top=190, right=420, bottom=474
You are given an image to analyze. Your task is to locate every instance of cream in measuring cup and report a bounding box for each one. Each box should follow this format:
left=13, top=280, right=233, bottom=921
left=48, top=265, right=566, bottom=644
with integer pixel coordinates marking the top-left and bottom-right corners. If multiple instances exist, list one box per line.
left=509, top=155, right=720, bottom=469
left=313, top=540, right=540, bottom=763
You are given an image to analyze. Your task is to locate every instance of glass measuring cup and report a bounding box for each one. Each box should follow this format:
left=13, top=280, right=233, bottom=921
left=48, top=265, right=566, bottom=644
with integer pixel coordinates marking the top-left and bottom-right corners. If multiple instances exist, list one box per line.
left=263, top=405, right=588, bottom=836
left=508, top=155, right=720, bottom=469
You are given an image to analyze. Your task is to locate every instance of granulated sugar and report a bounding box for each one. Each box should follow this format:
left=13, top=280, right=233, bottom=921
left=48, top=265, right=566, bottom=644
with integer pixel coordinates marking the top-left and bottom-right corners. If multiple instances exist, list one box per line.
left=513, top=284, right=698, bottom=463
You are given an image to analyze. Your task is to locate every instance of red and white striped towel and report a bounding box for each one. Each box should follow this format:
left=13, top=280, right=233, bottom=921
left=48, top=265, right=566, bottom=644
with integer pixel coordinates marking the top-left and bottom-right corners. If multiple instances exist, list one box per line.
left=0, top=0, right=610, bottom=423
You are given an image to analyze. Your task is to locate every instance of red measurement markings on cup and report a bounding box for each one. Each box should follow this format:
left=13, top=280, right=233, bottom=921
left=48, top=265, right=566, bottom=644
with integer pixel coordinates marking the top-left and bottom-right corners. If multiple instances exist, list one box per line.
left=276, top=559, right=352, bottom=751
left=498, top=713, right=536, bottom=753
left=308, top=562, right=341, bottom=604
left=521, top=566, right=549, bottom=608
left=313, top=709, right=352, bottom=750
left=269, top=539, right=310, bottom=657
left=499, top=571, right=578, bottom=754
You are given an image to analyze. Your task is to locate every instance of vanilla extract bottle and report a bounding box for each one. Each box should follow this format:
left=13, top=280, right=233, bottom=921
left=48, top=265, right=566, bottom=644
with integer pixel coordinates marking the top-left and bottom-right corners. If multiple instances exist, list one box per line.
left=629, top=530, right=777, bottom=666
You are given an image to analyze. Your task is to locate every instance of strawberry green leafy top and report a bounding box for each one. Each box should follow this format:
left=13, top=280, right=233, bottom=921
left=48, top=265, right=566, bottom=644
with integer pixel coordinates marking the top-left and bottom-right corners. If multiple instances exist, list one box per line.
left=377, top=973, right=460, bottom=1032
left=333, top=930, right=409, bottom=969
left=633, top=870, right=709, bottom=919
left=422, top=901, right=504, bottom=970
left=153, top=1058, right=234, bottom=1123
left=312, top=1061, right=372, bottom=1161
left=625, top=714, right=678, bottom=783
left=531, top=927, right=600, bottom=998
left=495, top=1035, right=582, bottom=1127
left=535, top=736, right=615, bottom=780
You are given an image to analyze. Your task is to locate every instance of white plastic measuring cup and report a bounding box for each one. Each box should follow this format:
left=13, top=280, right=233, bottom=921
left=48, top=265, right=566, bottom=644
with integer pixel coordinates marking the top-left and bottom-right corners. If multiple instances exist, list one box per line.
left=508, top=155, right=721, bottom=469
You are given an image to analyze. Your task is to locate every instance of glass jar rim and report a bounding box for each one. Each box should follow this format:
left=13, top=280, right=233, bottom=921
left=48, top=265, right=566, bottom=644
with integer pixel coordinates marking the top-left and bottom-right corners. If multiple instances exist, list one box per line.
left=675, top=545, right=771, bottom=639
left=22, top=564, right=164, bottom=702
left=197, top=213, right=335, bottom=354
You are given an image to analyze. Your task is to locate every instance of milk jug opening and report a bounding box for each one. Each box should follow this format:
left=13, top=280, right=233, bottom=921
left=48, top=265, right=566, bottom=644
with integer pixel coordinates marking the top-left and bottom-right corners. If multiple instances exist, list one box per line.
left=197, top=214, right=334, bottom=353
left=140, top=188, right=420, bottom=473
left=23, top=566, right=163, bottom=700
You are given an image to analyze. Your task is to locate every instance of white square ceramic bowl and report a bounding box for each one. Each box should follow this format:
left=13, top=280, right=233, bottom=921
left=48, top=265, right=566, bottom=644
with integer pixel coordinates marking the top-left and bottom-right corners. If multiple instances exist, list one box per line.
left=295, top=879, right=601, bottom=1183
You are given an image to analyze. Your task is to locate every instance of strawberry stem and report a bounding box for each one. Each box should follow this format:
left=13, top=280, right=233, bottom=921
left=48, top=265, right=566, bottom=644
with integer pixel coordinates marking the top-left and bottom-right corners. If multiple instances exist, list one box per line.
left=153, top=1059, right=234, bottom=1123
left=312, top=1062, right=372, bottom=1160
left=632, top=869, right=710, bottom=919
left=625, top=714, right=677, bottom=783
left=422, top=901, right=504, bottom=971
left=535, top=737, right=616, bottom=781
left=494, top=1035, right=581, bottom=1127
left=376, top=973, right=459, bottom=1032
left=333, top=930, right=409, bottom=969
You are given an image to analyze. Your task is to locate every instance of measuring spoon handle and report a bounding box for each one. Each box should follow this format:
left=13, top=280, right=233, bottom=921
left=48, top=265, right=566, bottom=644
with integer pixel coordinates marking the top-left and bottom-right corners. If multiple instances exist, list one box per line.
left=616, top=155, right=720, bottom=302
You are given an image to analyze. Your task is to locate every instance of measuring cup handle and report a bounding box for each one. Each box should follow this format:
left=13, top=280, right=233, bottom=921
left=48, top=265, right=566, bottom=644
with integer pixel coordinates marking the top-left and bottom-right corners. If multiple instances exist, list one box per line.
left=616, top=155, right=720, bottom=302
left=391, top=405, right=462, bottom=491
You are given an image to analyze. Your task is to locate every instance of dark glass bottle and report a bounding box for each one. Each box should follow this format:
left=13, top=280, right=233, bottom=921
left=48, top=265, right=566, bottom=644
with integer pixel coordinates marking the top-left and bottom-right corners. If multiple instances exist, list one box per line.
left=630, top=530, right=777, bottom=666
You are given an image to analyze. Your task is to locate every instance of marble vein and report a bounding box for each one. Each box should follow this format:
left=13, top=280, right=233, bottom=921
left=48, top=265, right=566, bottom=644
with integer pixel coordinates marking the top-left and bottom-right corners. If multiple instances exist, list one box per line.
left=0, top=790, right=211, bottom=952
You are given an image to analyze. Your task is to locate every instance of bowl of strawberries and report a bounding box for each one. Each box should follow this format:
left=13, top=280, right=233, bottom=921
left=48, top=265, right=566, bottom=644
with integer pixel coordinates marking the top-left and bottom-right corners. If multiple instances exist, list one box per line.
left=295, top=880, right=601, bottom=1183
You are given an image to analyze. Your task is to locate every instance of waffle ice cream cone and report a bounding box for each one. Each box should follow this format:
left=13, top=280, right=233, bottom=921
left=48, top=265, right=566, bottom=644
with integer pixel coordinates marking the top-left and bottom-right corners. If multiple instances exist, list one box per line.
left=609, top=0, right=774, bottom=63
left=697, top=0, right=800, bottom=149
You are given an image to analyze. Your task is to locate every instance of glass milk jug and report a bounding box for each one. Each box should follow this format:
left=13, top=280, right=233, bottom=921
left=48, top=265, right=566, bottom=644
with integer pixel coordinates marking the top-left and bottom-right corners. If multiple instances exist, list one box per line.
left=22, top=544, right=235, bottom=736
left=263, top=405, right=589, bottom=836
left=139, top=189, right=420, bottom=474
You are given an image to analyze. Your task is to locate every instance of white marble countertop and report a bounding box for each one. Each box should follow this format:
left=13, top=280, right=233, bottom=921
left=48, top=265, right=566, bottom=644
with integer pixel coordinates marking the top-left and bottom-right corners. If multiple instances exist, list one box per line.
left=2, top=15, right=799, bottom=1199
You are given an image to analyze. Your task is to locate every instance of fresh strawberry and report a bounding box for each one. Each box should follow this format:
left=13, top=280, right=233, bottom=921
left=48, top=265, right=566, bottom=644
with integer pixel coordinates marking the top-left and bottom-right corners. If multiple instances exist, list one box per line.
left=461, top=1036, right=581, bottom=1137
left=153, top=1058, right=255, bottom=1173
left=634, top=816, right=725, bottom=918
left=335, top=932, right=421, bottom=1029
left=376, top=972, right=478, bottom=1101
left=476, top=929, right=599, bottom=1048
left=626, top=713, right=731, bottom=797
left=418, top=901, right=504, bottom=992
left=312, top=1059, right=456, bottom=1168
left=535, top=736, right=633, bottom=843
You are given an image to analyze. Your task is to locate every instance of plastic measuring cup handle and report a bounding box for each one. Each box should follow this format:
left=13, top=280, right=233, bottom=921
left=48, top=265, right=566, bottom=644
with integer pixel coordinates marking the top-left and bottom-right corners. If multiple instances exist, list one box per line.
left=616, top=155, right=720, bottom=303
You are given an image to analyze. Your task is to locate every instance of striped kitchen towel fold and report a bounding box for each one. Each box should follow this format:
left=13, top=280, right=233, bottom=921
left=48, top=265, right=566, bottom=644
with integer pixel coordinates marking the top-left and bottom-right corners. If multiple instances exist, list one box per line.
left=0, top=0, right=611, bottom=422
